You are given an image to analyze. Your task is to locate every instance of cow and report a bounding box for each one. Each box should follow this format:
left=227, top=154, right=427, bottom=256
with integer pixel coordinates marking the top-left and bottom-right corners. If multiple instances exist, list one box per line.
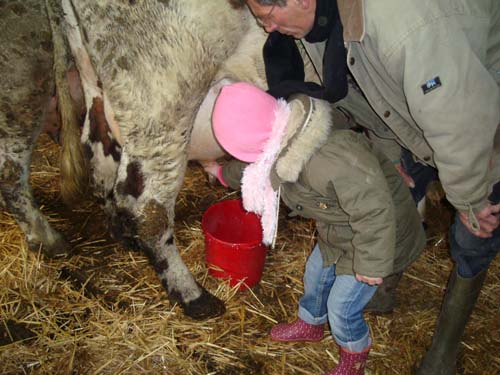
left=0, top=0, right=268, bottom=320
left=0, top=0, right=318, bottom=320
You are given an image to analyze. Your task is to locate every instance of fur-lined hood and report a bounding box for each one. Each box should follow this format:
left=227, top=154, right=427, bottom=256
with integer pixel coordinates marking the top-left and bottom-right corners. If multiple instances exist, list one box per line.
left=240, top=94, right=334, bottom=246
left=272, top=94, right=334, bottom=186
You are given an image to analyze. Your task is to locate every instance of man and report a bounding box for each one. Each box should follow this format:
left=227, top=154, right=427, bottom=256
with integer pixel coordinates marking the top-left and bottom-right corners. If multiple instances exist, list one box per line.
left=237, top=0, right=500, bottom=374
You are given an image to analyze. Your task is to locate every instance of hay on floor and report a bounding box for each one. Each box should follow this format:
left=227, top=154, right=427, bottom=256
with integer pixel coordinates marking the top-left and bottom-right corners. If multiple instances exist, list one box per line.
left=0, top=135, right=499, bottom=374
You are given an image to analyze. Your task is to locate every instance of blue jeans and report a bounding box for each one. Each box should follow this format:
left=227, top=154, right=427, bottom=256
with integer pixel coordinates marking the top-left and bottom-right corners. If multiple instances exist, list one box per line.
left=298, top=244, right=377, bottom=352
left=450, top=182, right=500, bottom=278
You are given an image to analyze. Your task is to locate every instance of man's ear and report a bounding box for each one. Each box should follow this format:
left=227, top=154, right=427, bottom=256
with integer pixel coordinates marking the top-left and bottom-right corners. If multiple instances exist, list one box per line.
left=296, top=0, right=311, bottom=10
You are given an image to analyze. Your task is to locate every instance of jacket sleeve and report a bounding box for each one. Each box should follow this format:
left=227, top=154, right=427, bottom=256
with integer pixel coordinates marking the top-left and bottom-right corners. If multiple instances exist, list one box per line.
left=220, top=159, right=248, bottom=191
left=365, top=129, right=402, bottom=164
left=306, top=131, right=396, bottom=277
left=400, top=21, right=500, bottom=213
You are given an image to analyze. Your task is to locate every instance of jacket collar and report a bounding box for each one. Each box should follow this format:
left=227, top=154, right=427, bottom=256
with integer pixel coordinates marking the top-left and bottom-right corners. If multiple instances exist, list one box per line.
left=271, top=94, right=333, bottom=187
left=337, top=0, right=365, bottom=42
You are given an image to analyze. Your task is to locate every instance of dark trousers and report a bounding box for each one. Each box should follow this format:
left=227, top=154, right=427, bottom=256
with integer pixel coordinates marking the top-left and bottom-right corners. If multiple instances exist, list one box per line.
left=400, top=148, right=438, bottom=204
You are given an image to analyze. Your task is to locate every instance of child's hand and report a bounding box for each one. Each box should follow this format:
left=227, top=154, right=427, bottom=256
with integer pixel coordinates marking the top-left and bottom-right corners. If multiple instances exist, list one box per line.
left=201, top=160, right=221, bottom=179
left=201, top=160, right=228, bottom=187
left=355, top=273, right=383, bottom=286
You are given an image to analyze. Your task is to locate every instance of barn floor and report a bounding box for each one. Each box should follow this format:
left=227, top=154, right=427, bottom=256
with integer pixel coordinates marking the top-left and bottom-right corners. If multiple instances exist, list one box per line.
left=0, top=135, right=499, bottom=375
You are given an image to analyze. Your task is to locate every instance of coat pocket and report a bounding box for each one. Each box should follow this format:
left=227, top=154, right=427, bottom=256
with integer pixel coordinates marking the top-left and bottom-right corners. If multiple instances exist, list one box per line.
left=281, top=183, right=349, bottom=224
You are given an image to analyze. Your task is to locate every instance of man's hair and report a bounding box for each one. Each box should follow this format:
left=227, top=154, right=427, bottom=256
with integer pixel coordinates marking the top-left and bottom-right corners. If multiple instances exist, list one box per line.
left=253, top=0, right=287, bottom=4
left=229, top=0, right=287, bottom=8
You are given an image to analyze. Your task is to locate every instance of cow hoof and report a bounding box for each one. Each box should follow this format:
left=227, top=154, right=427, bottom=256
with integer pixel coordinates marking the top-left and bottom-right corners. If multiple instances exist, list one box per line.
left=181, top=288, right=226, bottom=320
left=29, top=235, right=71, bottom=259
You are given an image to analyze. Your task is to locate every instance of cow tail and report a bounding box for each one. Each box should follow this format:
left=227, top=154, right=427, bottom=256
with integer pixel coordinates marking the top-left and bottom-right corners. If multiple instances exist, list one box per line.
left=46, top=0, right=89, bottom=204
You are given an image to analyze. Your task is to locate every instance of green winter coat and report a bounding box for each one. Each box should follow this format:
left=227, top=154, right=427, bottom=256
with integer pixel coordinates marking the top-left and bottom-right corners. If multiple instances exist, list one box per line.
left=222, top=95, right=425, bottom=277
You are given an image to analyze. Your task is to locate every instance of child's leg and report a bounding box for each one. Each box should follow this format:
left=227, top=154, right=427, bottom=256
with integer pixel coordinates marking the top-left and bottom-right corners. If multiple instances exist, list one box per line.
left=323, top=276, right=377, bottom=374
left=298, top=243, right=336, bottom=325
left=327, top=275, right=377, bottom=352
left=269, top=244, right=334, bottom=342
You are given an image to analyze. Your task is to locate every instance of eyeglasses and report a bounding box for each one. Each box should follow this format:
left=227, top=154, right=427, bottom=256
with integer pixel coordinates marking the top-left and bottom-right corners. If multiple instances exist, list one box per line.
left=255, top=4, right=277, bottom=27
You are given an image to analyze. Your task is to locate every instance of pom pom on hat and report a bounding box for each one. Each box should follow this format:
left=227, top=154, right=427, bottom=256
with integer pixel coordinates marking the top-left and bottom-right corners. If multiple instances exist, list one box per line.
left=212, top=82, right=278, bottom=162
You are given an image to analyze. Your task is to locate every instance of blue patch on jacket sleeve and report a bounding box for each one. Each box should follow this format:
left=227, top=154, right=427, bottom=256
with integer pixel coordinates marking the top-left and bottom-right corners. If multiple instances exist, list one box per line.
left=421, top=76, right=442, bottom=95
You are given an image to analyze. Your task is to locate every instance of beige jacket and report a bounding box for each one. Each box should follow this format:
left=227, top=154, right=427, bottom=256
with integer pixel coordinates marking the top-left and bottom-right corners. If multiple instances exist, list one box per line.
left=337, top=0, right=500, bottom=219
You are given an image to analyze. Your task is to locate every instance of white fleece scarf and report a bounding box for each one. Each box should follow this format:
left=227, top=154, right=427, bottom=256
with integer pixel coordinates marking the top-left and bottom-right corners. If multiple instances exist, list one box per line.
left=241, top=96, right=333, bottom=246
left=241, top=99, right=290, bottom=246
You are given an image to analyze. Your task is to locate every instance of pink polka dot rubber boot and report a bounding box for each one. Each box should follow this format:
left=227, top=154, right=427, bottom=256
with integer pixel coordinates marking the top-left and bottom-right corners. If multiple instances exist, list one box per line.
left=323, top=345, right=371, bottom=375
left=269, top=318, right=324, bottom=342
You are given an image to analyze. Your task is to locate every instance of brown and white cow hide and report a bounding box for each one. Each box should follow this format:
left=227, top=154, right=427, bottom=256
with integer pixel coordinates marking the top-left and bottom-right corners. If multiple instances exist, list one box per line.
left=0, top=0, right=69, bottom=257
left=0, top=0, right=318, bottom=320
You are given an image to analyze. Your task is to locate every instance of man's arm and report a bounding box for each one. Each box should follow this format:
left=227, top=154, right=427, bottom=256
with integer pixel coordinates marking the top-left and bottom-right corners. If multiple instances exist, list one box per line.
left=459, top=205, right=500, bottom=238
left=401, top=21, right=500, bottom=235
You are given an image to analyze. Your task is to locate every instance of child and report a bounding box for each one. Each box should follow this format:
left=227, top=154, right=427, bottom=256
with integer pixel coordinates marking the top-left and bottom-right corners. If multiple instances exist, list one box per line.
left=206, top=82, right=425, bottom=375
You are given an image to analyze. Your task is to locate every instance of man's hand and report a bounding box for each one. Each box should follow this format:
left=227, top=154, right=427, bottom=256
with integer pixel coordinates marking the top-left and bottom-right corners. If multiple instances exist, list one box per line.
left=356, top=273, right=383, bottom=286
left=394, top=163, right=415, bottom=188
left=459, top=203, right=500, bottom=238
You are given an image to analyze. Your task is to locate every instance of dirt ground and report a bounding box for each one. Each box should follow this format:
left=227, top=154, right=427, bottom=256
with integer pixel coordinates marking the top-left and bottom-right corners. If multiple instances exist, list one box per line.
left=0, top=135, right=499, bottom=374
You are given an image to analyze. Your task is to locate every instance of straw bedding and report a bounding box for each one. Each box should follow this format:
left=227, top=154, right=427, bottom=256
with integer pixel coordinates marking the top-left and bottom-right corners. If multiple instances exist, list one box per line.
left=0, top=134, right=498, bottom=374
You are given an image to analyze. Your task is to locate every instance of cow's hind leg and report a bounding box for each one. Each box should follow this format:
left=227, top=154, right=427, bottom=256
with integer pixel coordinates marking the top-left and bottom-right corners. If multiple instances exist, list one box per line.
left=110, top=157, right=225, bottom=320
left=0, top=139, right=70, bottom=258
left=110, top=199, right=225, bottom=320
left=0, top=0, right=71, bottom=257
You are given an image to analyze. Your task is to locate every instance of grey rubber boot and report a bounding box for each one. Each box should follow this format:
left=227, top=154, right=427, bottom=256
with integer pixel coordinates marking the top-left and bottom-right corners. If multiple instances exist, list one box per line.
left=415, top=267, right=488, bottom=375
left=364, top=272, right=403, bottom=313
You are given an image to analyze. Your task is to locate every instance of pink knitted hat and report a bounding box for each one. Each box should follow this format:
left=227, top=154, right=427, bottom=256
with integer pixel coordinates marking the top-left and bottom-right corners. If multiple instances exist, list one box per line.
left=212, top=82, right=278, bottom=162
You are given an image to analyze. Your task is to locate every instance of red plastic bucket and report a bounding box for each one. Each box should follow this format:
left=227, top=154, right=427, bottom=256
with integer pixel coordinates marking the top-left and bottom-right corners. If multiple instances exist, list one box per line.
left=202, top=199, right=267, bottom=289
